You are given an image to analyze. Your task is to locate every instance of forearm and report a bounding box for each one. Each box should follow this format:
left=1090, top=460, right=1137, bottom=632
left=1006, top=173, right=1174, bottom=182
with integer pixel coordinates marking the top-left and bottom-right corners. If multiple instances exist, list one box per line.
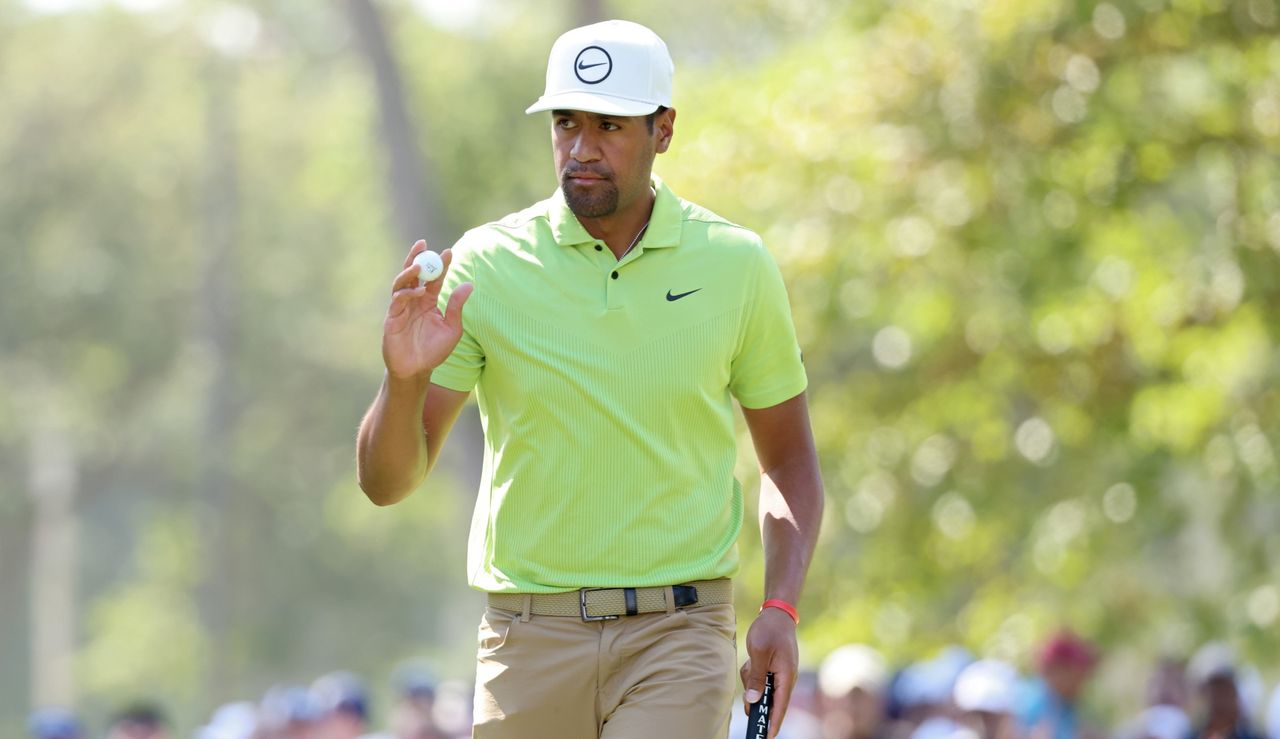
left=758, top=457, right=824, bottom=605
left=356, top=373, right=431, bottom=506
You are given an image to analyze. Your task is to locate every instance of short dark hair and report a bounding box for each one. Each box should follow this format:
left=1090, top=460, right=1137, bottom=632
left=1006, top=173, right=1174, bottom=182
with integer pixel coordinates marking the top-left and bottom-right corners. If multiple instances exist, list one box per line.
left=646, top=106, right=668, bottom=134
left=109, top=703, right=167, bottom=730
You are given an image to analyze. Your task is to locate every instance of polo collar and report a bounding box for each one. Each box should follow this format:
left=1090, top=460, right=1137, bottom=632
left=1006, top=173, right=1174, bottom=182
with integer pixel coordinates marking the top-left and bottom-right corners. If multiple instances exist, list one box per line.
left=548, top=174, right=682, bottom=250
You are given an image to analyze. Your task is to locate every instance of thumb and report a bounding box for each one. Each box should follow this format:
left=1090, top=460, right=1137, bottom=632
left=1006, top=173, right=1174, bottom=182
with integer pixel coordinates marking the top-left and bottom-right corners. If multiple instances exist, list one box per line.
left=443, top=282, right=474, bottom=331
left=743, top=659, right=769, bottom=705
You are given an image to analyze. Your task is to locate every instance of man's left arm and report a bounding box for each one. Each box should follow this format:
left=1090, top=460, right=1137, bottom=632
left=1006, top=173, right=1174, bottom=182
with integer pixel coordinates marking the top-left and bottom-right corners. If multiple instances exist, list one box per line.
left=739, top=391, right=824, bottom=739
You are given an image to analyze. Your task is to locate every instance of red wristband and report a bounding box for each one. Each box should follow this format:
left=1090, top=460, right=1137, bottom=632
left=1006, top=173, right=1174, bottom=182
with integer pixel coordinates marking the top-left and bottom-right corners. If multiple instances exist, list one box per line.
left=760, top=599, right=799, bottom=625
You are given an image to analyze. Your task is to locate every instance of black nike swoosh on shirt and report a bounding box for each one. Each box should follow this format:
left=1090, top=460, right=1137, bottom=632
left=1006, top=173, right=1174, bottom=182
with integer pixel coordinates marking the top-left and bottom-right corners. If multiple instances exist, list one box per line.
left=666, top=288, right=702, bottom=302
left=577, top=61, right=608, bottom=70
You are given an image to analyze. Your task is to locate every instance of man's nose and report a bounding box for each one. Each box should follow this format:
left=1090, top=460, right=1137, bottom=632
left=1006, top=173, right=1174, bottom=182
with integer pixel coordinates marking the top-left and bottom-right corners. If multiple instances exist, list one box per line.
left=570, top=129, right=601, bottom=162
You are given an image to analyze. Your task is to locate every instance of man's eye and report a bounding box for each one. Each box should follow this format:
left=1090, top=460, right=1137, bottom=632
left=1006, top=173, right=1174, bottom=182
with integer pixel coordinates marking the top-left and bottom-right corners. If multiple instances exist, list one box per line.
left=602, top=122, right=620, bottom=131
left=556, top=119, right=576, bottom=129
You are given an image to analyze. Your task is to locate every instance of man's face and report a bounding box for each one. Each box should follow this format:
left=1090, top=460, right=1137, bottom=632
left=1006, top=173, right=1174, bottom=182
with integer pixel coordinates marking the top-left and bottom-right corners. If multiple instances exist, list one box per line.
left=1045, top=662, right=1092, bottom=702
left=1204, top=675, right=1240, bottom=722
left=551, top=108, right=674, bottom=219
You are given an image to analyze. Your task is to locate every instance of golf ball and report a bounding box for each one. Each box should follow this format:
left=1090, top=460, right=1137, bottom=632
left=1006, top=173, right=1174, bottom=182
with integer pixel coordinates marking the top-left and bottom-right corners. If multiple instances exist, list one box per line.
left=413, top=250, right=444, bottom=284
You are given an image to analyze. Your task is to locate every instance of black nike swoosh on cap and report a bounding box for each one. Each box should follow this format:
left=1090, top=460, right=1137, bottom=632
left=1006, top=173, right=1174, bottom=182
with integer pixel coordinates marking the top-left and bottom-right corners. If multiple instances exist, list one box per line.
left=666, top=288, right=702, bottom=302
left=577, top=61, right=608, bottom=70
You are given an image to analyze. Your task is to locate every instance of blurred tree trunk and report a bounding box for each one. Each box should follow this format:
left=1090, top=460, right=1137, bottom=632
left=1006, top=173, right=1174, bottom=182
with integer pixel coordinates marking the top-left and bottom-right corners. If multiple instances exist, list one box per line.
left=344, top=0, right=488, bottom=648
left=28, top=421, right=78, bottom=709
left=196, top=53, right=239, bottom=702
left=344, top=0, right=447, bottom=249
left=344, top=0, right=484, bottom=503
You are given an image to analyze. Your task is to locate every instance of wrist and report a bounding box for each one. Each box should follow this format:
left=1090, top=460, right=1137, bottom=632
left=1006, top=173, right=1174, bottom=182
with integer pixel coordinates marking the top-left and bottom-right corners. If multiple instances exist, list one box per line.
left=384, top=370, right=433, bottom=398
left=760, top=598, right=799, bottom=625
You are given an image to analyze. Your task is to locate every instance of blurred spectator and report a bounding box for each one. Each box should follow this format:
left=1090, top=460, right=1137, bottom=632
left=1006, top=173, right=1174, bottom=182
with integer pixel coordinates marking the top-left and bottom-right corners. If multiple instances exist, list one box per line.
left=1117, top=660, right=1192, bottom=739
left=894, top=647, right=973, bottom=739
left=259, top=684, right=321, bottom=739
left=819, top=644, right=890, bottom=739
left=1266, top=685, right=1280, bottom=739
left=1015, top=630, right=1100, bottom=739
left=954, top=659, right=1018, bottom=739
left=26, top=707, right=82, bottom=739
left=383, top=660, right=449, bottom=739
left=1146, top=659, right=1190, bottom=712
left=785, top=670, right=825, bottom=739
left=105, top=702, right=170, bottom=739
left=196, top=702, right=258, bottom=739
left=1185, top=643, right=1262, bottom=739
left=310, top=671, right=371, bottom=739
left=429, top=679, right=476, bottom=739
left=1132, top=705, right=1192, bottom=739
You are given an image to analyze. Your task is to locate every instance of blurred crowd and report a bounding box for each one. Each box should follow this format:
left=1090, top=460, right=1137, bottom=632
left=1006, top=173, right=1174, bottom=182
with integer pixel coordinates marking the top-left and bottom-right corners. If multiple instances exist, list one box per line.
left=26, top=659, right=473, bottom=739
left=729, top=633, right=1280, bottom=739
left=24, top=634, right=1280, bottom=739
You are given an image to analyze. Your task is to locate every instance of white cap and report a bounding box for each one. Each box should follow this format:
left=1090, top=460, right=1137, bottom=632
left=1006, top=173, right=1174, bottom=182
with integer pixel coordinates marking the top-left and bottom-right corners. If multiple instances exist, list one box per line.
left=1136, top=705, right=1192, bottom=739
left=525, top=20, right=673, bottom=117
left=1266, top=684, right=1280, bottom=739
left=197, top=702, right=257, bottom=739
left=954, top=659, right=1018, bottom=714
left=819, top=644, right=889, bottom=698
left=1187, top=642, right=1236, bottom=686
left=911, top=716, right=977, bottom=739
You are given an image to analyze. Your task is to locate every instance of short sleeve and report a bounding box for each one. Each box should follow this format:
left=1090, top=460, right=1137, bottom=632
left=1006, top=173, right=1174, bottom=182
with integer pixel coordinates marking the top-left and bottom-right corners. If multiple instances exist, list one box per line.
left=430, top=235, right=485, bottom=392
left=729, top=244, right=808, bottom=409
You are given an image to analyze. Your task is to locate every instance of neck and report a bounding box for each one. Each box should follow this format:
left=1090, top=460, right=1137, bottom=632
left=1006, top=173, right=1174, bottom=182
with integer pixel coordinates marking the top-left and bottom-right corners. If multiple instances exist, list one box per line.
left=578, top=187, right=656, bottom=259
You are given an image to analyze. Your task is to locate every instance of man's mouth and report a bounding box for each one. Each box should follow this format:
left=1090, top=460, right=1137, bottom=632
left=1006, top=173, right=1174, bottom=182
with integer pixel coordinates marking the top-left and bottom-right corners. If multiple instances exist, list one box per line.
left=564, top=171, right=608, bottom=182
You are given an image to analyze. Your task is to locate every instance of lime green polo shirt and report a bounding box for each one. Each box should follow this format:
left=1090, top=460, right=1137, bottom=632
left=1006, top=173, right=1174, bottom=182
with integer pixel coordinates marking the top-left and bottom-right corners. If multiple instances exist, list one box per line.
left=433, top=176, right=807, bottom=593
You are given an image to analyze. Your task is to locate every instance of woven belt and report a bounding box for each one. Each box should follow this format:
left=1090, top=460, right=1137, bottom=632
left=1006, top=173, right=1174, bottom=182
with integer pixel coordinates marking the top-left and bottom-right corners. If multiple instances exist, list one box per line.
left=487, top=579, right=733, bottom=621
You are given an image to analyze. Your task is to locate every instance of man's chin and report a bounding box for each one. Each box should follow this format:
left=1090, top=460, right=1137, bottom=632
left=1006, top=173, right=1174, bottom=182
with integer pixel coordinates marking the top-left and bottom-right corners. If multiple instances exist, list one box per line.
left=562, top=184, right=618, bottom=218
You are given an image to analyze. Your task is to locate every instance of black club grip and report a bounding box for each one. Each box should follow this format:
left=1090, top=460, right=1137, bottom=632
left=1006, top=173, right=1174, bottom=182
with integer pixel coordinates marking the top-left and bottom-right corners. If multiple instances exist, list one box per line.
left=746, top=671, right=774, bottom=739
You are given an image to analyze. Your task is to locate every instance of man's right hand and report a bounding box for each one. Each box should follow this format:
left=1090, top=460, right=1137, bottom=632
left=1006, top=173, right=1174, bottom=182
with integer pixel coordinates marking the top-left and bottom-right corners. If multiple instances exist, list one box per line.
left=382, top=240, right=474, bottom=381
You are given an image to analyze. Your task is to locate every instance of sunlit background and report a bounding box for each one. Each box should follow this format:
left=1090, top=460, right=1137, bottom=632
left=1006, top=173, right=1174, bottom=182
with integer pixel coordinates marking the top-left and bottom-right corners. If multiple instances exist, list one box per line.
left=3, top=0, right=1280, bottom=735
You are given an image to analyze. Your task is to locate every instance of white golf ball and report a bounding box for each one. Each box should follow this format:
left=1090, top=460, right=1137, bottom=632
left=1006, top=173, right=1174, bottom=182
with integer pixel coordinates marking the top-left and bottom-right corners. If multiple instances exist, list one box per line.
left=412, top=250, right=444, bottom=284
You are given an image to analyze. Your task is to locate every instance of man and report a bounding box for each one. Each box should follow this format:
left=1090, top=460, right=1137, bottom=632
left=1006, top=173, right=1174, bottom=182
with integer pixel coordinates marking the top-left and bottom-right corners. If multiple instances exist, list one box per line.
left=310, top=671, right=376, bottom=739
left=1015, top=631, right=1101, bottom=739
left=817, top=644, right=890, bottom=739
left=376, top=661, right=452, bottom=739
left=356, top=18, right=823, bottom=739
left=258, top=684, right=321, bottom=739
left=953, top=659, right=1018, bottom=739
left=1184, top=643, right=1263, bottom=739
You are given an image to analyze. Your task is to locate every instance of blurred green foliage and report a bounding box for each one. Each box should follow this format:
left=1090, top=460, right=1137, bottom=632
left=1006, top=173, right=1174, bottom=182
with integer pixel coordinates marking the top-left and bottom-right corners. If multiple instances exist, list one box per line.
left=1, top=0, right=1279, bottom=734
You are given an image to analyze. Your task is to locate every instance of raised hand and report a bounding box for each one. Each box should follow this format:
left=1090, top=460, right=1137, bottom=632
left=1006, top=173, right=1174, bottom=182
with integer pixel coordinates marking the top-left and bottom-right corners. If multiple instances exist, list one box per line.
left=382, top=240, right=474, bottom=381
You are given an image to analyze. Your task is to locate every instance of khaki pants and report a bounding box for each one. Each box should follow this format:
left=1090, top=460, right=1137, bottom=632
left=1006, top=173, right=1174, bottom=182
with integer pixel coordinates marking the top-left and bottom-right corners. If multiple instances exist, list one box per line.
left=472, top=602, right=738, bottom=738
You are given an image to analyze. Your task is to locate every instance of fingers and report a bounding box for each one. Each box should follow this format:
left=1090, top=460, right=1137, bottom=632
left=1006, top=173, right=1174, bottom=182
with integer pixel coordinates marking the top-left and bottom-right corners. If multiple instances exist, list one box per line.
left=741, top=665, right=795, bottom=738
left=401, top=239, right=429, bottom=270
left=768, top=667, right=796, bottom=739
left=419, top=248, right=454, bottom=305
left=386, top=284, right=428, bottom=320
left=741, top=658, right=766, bottom=711
left=392, top=264, right=423, bottom=294
left=392, top=248, right=453, bottom=296
left=389, top=248, right=465, bottom=324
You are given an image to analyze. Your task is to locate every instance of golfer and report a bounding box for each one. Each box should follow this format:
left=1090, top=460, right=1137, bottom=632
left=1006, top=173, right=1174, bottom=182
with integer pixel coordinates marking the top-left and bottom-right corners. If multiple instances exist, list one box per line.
left=356, top=19, right=823, bottom=739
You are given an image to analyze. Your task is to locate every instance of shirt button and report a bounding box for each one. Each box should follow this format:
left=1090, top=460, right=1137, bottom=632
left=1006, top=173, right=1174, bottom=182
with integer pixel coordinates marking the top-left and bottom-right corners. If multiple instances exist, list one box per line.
left=595, top=244, right=603, bottom=251
left=611, top=271, right=619, bottom=279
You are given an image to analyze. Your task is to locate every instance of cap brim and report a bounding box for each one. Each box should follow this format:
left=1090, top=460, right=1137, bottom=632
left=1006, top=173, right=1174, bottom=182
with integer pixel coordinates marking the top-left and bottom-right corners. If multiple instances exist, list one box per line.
left=525, top=91, right=660, bottom=116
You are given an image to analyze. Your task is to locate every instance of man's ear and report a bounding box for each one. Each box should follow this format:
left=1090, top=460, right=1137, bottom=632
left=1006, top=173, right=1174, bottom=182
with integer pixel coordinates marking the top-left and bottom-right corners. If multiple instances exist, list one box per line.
left=655, top=107, right=677, bottom=154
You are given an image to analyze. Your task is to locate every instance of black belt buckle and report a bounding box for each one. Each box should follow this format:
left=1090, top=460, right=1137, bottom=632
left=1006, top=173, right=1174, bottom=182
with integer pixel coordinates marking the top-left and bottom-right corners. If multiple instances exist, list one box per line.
left=579, top=588, right=620, bottom=622
left=672, top=584, right=699, bottom=609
